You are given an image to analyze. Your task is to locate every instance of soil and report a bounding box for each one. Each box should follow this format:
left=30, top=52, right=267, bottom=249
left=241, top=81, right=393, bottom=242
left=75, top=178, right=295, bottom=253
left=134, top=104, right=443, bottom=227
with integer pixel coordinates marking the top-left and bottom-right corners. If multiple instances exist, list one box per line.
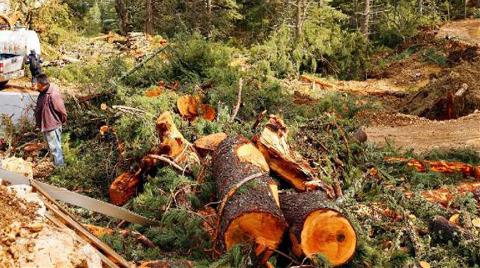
left=365, top=112, right=480, bottom=153
left=436, top=19, right=480, bottom=45
left=401, top=60, right=480, bottom=120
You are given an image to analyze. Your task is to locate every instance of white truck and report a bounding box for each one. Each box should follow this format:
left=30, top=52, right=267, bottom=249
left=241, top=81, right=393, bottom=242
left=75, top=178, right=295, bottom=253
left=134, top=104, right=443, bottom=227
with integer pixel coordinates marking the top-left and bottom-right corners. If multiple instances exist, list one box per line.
left=0, top=27, right=41, bottom=87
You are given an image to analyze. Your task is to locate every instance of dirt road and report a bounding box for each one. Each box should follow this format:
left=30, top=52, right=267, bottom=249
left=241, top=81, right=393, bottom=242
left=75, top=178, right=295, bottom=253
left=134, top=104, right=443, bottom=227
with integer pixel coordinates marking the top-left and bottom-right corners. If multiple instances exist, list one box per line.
left=366, top=112, right=480, bottom=153
left=437, top=19, right=480, bottom=45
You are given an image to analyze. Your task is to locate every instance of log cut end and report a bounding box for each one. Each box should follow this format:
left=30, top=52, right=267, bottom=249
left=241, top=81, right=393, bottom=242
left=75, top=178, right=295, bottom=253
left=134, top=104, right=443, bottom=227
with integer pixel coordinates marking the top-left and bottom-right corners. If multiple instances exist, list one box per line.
left=194, top=132, right=227, bottom=157
left=235, top=142, right=270, bottom=173
left=300, top=209, right=356, bottom=266
left=224, top=212, right=285, bottom=252
left=109, top=172, right=141, bottom=206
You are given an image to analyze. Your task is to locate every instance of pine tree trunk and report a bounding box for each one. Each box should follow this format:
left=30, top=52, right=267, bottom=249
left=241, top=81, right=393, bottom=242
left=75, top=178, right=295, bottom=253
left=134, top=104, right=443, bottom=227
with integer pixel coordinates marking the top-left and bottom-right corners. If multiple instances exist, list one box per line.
left=145, top=0, right=154, bottom=35
left=206, top=0, right=213, bottom=38
left=362, top=0, right=371, bottom=39
left=419, top=0, right=423, bottom=15
left=295, top=0, right=305, bottom=42
left=280, top=191, right=357, bottom=266
left=212, top=136, right=286, bottom=259
left=115, top=0, right=130, bottom=35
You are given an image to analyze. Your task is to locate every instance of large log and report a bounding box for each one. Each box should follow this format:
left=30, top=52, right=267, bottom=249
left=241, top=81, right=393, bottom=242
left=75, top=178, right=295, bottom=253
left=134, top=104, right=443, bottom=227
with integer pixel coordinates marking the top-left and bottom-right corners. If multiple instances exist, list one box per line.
left=254, top=115, right=334, bottom=196
left=212, top=136, right=286, bottom=259
left=280, top=191, right=357, bottom=266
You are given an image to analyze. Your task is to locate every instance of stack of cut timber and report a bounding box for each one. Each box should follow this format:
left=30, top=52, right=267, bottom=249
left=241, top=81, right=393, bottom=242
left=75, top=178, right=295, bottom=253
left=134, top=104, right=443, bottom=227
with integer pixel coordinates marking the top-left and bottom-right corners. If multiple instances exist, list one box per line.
left=212, top=134, right=356, bottom=266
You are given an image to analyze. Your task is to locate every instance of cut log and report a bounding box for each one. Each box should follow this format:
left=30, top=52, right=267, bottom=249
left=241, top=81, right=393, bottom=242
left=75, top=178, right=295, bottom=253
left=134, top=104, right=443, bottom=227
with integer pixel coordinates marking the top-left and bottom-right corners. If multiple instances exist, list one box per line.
left=420, top=182, right=480, bottom=207
left=109, top=171, right=141, bottom=206
left=280, top=191, right=357, bottom=266
left=176, top=95, right=216, bottom=121
left=254, top=115, right=334, bottom=196
left=155, top=112, right=200, bottom=169
left=212, top=136, right=286, bottom=259
left=429, top=216, right=473, bottom=245
left=194, top=133, right=227, bottom=157
left=385, top=157, right=480, bottom=180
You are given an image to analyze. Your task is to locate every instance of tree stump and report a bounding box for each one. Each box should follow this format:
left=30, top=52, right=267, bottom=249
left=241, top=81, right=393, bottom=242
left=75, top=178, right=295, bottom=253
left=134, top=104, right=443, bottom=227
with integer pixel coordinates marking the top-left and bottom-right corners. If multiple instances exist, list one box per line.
left=212, top=135, right=286, bottom=258
left=280, top=191, right=357, bottom=266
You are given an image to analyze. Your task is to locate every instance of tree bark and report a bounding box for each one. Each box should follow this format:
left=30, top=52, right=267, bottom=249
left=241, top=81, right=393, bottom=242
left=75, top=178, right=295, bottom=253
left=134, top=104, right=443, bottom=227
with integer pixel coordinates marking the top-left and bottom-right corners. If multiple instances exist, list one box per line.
left=212, top=136, right=286, bottom=259
left=429, top=216, right=473, bottom=245
left=115, top=0, right=130, bottom=35
left=145, top=0, right=154, bottom=35
left=280, top=191, right=357, bottom=266
left=362, top=0, right=371, bottom=39
left=295, top=0, right=306, bottom=42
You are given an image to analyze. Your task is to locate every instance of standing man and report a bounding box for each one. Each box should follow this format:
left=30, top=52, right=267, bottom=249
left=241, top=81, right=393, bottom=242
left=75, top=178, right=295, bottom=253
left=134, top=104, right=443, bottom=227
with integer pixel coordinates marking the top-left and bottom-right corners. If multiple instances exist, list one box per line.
left=26, top=50, right=43, bottom=84
left=34, top=74, right=67, bottom=166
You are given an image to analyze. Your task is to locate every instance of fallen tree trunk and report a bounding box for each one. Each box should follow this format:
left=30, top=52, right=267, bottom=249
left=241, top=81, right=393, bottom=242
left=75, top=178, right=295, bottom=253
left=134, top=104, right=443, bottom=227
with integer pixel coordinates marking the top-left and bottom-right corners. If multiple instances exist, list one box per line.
left=212, top=136, right=286, bottom=260
left=254, top=115, right=334, bottom=196
left=109, top=171, right=141, bottom=206
left=280, top=191, right=357, bottom=266
left=420, top=182, right=480, bottom=207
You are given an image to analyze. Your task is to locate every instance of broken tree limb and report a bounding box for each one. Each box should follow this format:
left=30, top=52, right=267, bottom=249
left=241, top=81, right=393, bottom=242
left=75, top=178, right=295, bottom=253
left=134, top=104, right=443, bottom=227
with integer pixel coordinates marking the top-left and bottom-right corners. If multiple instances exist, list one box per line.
left=193, top=133, right=227, bottom=157
left=280, top=191, right=357, bottom=266
left=254, top=115, right=334, bottom=196
left=145, top=154, right=191, bottom=174
left=155, top=112, right=200, bottom=169
left=252, top=110, right=267, bottom=131
left=230, top=78, right=243, bottom=122
left=212, top=136, right=286, bottom=260
left=109, top=171, right=142, bottom=206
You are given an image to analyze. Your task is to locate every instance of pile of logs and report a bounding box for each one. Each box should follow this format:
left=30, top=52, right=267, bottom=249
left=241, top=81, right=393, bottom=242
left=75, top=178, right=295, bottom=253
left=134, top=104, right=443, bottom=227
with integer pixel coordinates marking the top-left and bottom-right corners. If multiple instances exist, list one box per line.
left=107, top=95, right=357, bottom=266
left=211, top=127, right=356, bottom=266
